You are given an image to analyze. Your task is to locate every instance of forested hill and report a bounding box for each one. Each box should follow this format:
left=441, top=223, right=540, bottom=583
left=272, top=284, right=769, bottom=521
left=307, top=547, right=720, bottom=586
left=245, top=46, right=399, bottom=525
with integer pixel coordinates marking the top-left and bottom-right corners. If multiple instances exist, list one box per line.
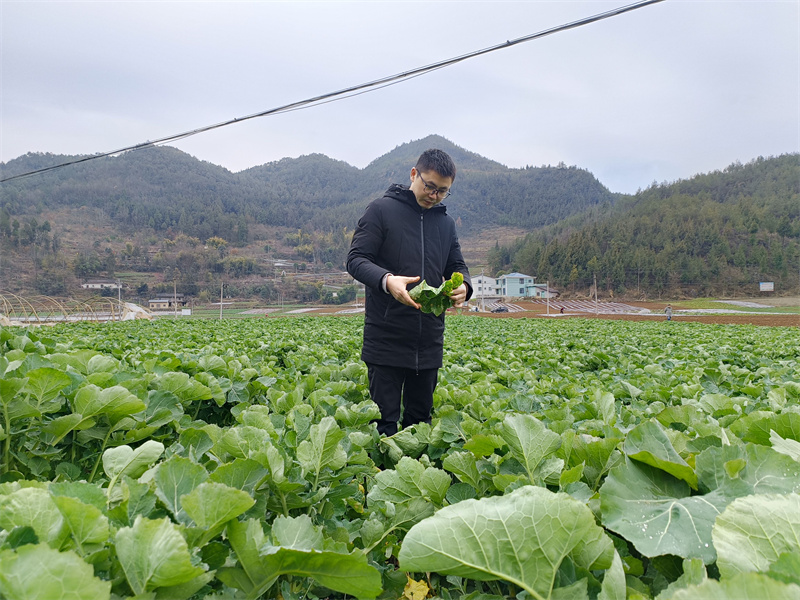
left=489, top=153, right=800, bottom=297
left=0, top=135, right=615, bottom=239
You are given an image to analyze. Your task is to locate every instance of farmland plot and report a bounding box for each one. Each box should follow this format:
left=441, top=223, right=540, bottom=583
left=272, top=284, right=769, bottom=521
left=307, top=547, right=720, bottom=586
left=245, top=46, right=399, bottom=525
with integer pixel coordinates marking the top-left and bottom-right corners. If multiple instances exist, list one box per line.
left=0, top=317, right=798, bottom=599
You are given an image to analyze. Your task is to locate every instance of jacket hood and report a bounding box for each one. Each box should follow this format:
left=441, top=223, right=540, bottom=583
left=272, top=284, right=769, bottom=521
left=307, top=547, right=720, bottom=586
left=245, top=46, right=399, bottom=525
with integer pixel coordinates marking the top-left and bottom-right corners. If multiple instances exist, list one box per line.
left=385, top=184, right=447, bottom=214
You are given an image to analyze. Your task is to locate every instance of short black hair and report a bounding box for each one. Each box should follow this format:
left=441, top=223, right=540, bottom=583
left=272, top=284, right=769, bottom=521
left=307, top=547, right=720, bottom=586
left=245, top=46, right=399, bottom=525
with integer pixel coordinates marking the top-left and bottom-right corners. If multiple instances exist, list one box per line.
left=415, top=149, right=456, bottom=181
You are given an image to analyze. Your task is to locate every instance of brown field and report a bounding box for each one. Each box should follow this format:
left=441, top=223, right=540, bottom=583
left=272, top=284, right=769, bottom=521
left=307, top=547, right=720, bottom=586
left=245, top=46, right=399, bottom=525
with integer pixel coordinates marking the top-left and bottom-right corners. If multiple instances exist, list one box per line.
left=270, top=297, right=799, bottom=327
left=484, top=298, right=800, bottom=327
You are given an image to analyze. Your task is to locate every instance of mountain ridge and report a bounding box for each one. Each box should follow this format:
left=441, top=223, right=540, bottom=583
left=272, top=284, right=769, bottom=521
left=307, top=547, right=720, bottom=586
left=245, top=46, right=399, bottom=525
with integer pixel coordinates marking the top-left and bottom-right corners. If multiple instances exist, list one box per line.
left=1, top=136, right=797, bottom=298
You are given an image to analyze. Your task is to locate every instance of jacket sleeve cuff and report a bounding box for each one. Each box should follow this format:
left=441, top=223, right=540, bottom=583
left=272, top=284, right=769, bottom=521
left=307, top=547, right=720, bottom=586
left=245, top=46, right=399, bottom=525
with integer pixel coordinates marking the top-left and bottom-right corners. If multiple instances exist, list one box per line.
left=381, top=273, right=393, bottom=294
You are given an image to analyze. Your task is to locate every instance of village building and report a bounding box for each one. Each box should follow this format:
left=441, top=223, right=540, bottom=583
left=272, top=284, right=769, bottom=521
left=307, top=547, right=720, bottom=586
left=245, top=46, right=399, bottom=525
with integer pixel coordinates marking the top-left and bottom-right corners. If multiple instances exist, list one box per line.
left=148, top=294, right=188, bottom=310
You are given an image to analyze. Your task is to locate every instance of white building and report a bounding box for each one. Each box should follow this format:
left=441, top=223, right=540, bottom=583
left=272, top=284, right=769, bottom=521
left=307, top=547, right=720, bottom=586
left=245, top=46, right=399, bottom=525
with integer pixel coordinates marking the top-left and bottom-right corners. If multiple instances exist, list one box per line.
left=81, top=279, right=120, bottom=290
left=472, top=272, right=559, bottom=299
left=472, top=274, right=501, bottom=299
left=499, top=272, right=535, bottom=297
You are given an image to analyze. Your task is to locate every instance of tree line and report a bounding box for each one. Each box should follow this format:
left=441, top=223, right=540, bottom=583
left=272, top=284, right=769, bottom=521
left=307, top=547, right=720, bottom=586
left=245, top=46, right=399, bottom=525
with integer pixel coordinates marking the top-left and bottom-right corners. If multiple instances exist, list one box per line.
left=488, top=154, right=800, bottom=297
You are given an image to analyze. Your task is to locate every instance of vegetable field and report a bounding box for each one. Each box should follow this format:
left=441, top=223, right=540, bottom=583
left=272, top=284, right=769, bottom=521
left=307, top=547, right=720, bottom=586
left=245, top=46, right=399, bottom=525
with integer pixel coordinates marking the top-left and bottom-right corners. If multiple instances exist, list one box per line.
left=0, top=317, right=798, bottom=600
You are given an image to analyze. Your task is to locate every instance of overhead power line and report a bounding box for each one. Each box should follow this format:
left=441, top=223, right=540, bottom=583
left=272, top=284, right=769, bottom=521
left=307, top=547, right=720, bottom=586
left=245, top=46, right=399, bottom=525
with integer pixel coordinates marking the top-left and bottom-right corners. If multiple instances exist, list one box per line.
left=1, top=0, right=666, bottom=184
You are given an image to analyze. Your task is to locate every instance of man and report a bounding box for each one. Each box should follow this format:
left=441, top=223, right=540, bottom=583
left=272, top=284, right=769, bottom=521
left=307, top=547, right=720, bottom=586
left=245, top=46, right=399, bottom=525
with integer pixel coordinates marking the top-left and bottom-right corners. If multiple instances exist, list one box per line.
left=347, top=149, right=472, bottom=436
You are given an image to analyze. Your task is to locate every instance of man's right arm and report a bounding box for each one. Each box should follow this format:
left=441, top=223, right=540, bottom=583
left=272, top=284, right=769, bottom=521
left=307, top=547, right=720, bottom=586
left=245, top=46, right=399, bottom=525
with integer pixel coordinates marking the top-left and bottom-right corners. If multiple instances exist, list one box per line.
left=346, top=203, right=391, bottom=291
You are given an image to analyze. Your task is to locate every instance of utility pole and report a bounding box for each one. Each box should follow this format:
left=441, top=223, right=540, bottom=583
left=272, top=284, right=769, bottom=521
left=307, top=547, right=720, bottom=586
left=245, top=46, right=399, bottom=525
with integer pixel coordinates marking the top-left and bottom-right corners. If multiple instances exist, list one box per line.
left=546, top=280, right=550, bottom=315
left=173, top=280, right=178, bottom=319
left=594, top=273, right=598, bottom=315
left=220, top=282, right=224, bottom=320
left=480, top=269, right=485, bottom=312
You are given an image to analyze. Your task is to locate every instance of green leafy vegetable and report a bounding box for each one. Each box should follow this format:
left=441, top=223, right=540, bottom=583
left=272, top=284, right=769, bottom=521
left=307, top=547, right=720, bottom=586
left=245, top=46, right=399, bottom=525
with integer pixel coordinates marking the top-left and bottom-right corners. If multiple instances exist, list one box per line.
left=115, top=515, right=206, bottom=595
left=0, top=544, right=111, bottom=600
left=399, top=485, right=615, bottom=599
left=1, top=313, right=798, bottom=599
left=670, top=572, right=800, bottom=600
left=408, top=272, right=464, bottom=315
left=713, top=493, right=800, bottom=579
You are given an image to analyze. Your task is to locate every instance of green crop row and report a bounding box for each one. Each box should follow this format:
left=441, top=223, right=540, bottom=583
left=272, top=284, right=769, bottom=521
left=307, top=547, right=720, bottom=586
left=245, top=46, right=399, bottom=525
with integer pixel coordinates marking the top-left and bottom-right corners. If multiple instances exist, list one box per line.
left=0, top=317, right=798, bottom=599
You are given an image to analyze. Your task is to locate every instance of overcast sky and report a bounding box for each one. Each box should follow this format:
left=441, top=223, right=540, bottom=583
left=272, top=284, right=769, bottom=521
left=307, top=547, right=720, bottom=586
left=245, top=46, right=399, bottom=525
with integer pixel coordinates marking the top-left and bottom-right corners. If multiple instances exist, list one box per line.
left=2, top=0, right=797, bottom=194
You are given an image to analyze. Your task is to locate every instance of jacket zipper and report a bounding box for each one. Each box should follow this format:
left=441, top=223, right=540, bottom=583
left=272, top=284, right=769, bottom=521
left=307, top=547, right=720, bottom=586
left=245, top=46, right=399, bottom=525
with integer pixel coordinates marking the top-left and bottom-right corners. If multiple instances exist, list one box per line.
left=417, top=212, right=424, bottom=374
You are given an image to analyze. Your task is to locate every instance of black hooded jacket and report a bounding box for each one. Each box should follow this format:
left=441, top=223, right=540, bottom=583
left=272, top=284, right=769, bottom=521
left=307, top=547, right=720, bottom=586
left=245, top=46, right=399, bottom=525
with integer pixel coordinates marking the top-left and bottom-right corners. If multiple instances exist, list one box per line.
left=346, top=184, right=473, bottom=370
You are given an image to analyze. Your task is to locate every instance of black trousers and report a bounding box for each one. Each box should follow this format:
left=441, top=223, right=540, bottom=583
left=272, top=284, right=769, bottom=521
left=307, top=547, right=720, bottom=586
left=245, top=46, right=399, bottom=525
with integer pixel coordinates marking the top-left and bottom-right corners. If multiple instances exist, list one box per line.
left=366, top=363, right=438, bottom=436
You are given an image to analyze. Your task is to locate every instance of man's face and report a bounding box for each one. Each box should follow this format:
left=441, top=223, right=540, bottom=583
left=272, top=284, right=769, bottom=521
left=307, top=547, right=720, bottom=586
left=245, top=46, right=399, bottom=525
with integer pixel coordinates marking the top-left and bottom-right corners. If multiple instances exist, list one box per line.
left=410, top=168, right=453, bottom=210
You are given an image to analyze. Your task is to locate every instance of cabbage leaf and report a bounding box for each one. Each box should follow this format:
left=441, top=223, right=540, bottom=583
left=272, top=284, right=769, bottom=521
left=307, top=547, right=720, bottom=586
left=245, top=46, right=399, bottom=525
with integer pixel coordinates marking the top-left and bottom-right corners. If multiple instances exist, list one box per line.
left=408, top=272, right=464, bottom=316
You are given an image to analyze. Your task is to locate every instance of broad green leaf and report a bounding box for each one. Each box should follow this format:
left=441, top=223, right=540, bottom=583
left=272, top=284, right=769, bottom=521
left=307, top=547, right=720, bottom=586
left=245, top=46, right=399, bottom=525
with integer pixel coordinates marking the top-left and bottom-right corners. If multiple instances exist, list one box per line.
left=103, top=440, right=165, bottom=480
left=420, top=466, right=451, bottom=505
left=713, top=493, right=800, bottom=579
left=158, top=372, right=213, bottom=402
left=670, top=572, right=800, bottom=600
left=2, top=526, right=38, bottom=549
left=153, top=455, right=208, bottom=524
left=600, top=457, right=726, bottom=564
left=442, top=450, right=485, bottom=493
left=463, top=433, right=503, bottom=457
left=730, top=411, right=800, bottom=446
left=768, top=387, right=789, bottom=411
left=144, top=390, right=184, bottom=427
left=695, top=443, right=800, bottom=499
left=73, top=384, right=146, bottom=424
left=198, top=354, right=227, bottom=375
left=598, top=550, right=626, bottom=600
left=563, top=434, right=622, bottom=490
left=22, top=367, right=71, bottom=409
left=115, top=515, right=206, bottom=595
left=107, top=476, right=157, bottom=527
left=47, top=350, right=98, bottom=375
left=271, top=514, right=323, bottom=550
left=48, top=481, right=107, bottom=512
left=208, top=458, right=269, bottom=494
left=180, top=482, right=254, bottom=530
left=152, top=572, right=215, bottom=600
left=0, top=377, right=27, bottom=407
left=408, top=273, right=463, bottom=316
left=50, top=494, right=109, bottom=549
left=296, top=416, right=346, bottom=482
left=624, top=420, right=698, bottom=489
left=698, top=393, right=742, bottom=417
left=222, top=517, right=381, bottom=599
left=217, top=424, right=270, bottom=457
left=771, top=430, right=800, bottom=462
left=768, top=551, right=800, bottom=586
left=0, top=544, right=111, bottom=600
left=42, top=413, right=85, bottom=444
left=391, top=497, right=436, bottom=532
left=399, top=485, right=614, bottom=599
left=445, top=482, right=477, bottom=505
left=194, top=371, right=227, bottom=405
left=367, top=456, right=450, bottom=505
left=87, top=354, right=118, bottom=374
left=654, top=558, right=707, bottom=600
left=219, top=518, right=275, bottom=598
left=593, top=390, right=617, bottom=426
left=500, top=414, right=562, bottom=483
left=0, top=487, right=67, bottom=549
left=335, top=399, right=381, bottom=428
left=252, top=548, right=382, bottom=599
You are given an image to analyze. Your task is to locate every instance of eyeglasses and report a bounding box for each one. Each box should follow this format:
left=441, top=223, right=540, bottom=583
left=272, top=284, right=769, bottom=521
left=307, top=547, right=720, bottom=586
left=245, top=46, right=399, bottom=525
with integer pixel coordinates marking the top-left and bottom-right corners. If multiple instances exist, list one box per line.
left=417, top=172, right=451, bottom=199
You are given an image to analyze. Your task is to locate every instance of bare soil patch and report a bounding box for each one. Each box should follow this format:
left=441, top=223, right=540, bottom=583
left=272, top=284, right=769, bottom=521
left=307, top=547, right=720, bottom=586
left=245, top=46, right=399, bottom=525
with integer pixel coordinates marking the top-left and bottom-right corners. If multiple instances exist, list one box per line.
left=482, top=299, right=799, bottom=327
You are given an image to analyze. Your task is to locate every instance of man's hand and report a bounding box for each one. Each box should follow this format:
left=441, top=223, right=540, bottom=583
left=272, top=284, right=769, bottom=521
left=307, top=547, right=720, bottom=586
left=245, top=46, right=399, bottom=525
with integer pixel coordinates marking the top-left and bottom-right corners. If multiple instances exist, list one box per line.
left=387, top=275, right=421, bottom=309
left=448, top=283, right=467, bottom=307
